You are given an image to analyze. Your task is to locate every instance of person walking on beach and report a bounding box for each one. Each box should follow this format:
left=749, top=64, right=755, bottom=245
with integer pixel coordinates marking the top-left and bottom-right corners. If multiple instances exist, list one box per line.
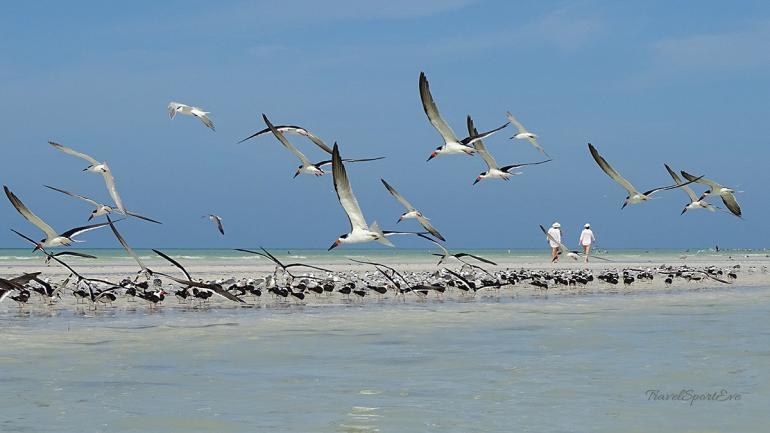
left=579, top=223, right=595, bottom=262
left=546, top=222, right=562, bottom=262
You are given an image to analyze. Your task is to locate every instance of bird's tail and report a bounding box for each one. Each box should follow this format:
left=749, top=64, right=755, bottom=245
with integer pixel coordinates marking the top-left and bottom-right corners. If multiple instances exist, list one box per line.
left=370, top=222, right=394, bottom=247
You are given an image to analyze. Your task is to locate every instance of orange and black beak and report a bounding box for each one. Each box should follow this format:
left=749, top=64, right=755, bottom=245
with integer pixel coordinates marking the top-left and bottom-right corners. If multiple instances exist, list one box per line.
left=426, top=151, right=437, bottom=162
left=473, top=176, right=481, bottom=185
left=32, top=243, right=43, bottom=252
left=328, top=239, right=341, bottom=251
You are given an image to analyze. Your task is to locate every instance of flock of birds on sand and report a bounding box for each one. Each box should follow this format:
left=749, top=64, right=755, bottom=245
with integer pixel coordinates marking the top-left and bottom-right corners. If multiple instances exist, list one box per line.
left=1, top=71, right=746, bottom=310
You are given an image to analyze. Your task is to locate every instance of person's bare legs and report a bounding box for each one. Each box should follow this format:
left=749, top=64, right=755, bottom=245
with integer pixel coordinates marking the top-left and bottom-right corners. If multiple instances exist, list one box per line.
left=551, top=247, right=559, bottom=262
left=583, top=244, right=591, bottom=263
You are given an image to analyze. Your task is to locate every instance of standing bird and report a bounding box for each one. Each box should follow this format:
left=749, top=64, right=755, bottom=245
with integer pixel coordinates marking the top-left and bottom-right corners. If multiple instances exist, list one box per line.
left=663, top=165, right=716, bottom=214
left=380, top=179, right=445, bottom=242
left=420, top=72, right=508, bottom=160
left=588, top=143, right=700, bottom=208
left=204, top=214, right=225, bottom=235
left=506, top=112, right=549, bottom=157
left=4, top=186, right=111, bottom=250
left=680, top=171, right=742, bottom=218
left=168, top=102, right=215, bottom=131
left=328, top=144, right=393, bottom=250
left=469, top=116, right=550, bottom=184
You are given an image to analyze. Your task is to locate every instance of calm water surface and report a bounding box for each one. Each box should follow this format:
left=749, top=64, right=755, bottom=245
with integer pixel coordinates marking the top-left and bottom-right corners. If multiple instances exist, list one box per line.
left=2, top=287, right=768, bottom=432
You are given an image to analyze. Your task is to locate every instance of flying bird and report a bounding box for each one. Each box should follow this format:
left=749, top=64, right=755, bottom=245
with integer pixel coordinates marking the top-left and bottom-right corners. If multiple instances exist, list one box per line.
left=105, top=215, right=151, bottom=276
left=262, top=114, right=383, bottom=177
left=152, top=249, right=245, bottom=303
left=469, top=116, right=551, bottom=184
left=680, top=171, right=742, bottom=218
left=588, top=143, right=700, bottom=208
left=237, top=124, right=332, bottom=151
left=663, top=165, right=717, bottom=214
left=380, top=179, right=445, bottom=241
left=416, top=233, right=497, bottom=268
left=236, top=247, right=333, bottom=278
left=204, top=214, right=225, bottom=235
left=168, top=101, right=215, bottom=131
left=44, top=185, right=161, bottom=224
left=4, top=185, right=111, bottom=250
left=506, top=112, right=549, bottom=157
left=420, top=72, right=508, bottom=161
left=328, top=143, right=393, bottom=250
left=48, top=141, right=128, bottom=214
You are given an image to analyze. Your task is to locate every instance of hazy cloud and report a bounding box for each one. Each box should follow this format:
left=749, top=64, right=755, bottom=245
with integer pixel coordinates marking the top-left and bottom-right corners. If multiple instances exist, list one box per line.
left=629, top=20, right=770, bottom=87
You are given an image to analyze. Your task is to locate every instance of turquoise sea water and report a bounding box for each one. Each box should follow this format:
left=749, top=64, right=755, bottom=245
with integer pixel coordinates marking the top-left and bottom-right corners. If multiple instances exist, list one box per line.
left=2, top=286, right=768, bottom=432
left=1, top=247, right=766, bottom=264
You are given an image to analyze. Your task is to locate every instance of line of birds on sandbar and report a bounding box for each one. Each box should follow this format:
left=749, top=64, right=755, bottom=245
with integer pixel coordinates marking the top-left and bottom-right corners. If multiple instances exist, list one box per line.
left=0, top=252, right=741, bottom=308
left=1, top=71, right=746, bottom=309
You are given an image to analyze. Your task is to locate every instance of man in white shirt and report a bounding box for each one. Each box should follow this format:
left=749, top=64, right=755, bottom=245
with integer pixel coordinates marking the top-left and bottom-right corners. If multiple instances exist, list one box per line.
left=546, top=222, right=562, bottom=262
left=579, top=223, right=595, bottom=262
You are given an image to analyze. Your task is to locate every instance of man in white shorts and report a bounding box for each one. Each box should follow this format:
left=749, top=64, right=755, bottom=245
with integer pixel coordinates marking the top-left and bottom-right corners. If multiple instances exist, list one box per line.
left=579, top=223, right=595, bottom=262
left=546, top=222, right=562, bottom=262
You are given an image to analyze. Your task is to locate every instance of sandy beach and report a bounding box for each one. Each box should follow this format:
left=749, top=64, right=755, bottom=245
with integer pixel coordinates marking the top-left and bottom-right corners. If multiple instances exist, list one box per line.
left=3, top=250, right=769, bottom=312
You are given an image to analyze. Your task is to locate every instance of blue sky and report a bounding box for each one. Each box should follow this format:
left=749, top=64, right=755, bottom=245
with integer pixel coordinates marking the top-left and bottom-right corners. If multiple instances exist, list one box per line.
left=1, top=1, right=768, bottom=250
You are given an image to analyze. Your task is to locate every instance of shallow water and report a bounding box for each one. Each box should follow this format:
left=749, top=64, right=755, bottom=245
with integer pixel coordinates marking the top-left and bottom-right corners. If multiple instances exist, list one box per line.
left=2, top=287, right=768, bottom=432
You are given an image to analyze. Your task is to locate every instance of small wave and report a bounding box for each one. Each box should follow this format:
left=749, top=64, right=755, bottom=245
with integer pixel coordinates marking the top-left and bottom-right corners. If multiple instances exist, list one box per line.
left=166, top=322, right=239, bottom=329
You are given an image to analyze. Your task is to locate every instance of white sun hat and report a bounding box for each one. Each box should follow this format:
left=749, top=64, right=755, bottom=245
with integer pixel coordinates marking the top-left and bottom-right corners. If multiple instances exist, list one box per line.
left=552, top=222, right=561, bottom=228
left=585, top=223, right=591, bottom=228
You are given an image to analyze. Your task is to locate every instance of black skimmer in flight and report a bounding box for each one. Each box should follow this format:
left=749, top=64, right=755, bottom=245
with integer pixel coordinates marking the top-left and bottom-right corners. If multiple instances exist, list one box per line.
left=151, top=249, right=245, bottom=303
left=416, top=233, right=497, bottom=272
left=168, top=101, right=215, bottom=131
left=238, top=123, right=331, bottom=150
left=262, top=114, right=383, bottom=177
left=4, top=186, right=111, bottom=250
left=663, top=165, right=717, bottom=214
left=105, top=215, right=152, bottom=276
left=235, top=248, right=332, bottom=279
left=588, top=143, right=701, bottom=208
left=506, top=112, right=550, bottom=157
left=49, top=141, right=154, bottom=221
left=329, top=143, right=394, bottom=250
left=44, top=185, right=161, bottom=224
left=680, top=171, right=742, bottom=218
left=420, top=72, right=508, bottom=161
left=469, top=116, right=550, bottom=184
left=380, top=179, right=445, bottom=241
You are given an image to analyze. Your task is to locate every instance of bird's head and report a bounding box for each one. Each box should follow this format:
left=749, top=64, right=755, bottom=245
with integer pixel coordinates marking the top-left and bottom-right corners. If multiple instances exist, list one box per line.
left=473, top=173, right=485, bottom=185
left=427, top=148, right=440, bottom=162
left=32, top=242, right=44, bottom=252
left=328, top=234, right=347, bottom=251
